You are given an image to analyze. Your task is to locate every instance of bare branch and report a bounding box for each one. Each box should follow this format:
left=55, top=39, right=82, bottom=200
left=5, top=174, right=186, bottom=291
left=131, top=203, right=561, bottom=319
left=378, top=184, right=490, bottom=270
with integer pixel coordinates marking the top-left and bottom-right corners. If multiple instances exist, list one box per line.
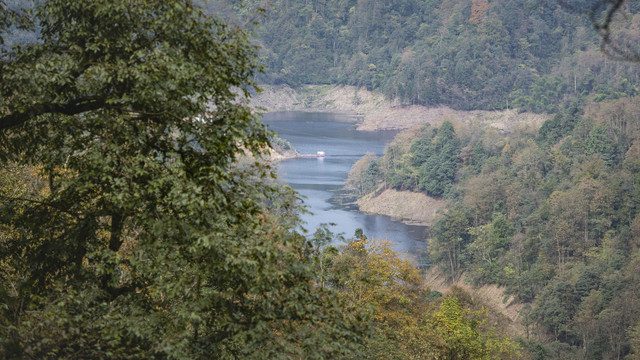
left=557, top=0, right=640, bottom=62
left=0, top=96, right=108, bottom=131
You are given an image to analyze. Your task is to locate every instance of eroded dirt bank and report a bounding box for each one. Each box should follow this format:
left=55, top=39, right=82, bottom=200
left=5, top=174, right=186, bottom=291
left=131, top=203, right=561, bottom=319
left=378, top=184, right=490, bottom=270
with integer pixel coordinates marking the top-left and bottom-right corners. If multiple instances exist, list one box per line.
left=252, top=84, right=549, bottom=133
left=343, top=153, right=447, bottom=226
left=357, top=188, right=447, bottom=226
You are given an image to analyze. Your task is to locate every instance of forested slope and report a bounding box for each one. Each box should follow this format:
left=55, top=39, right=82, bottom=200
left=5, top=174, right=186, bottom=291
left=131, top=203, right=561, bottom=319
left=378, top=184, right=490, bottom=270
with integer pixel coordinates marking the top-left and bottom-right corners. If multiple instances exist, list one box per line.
left=350, top=96, right=640, bottom=359
left=256, top=0, right=640, bottom=357
left=251, top=0, right=640, bottom=112
left=9, top=0, right=640, bottom=113
left=0, top=1, right=527, bottom=357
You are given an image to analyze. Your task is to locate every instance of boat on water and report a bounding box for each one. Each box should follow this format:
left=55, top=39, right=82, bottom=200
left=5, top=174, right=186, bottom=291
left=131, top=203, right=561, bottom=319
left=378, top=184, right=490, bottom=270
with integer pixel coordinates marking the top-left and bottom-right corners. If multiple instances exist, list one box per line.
left=298, top=151, right=325, bottom=158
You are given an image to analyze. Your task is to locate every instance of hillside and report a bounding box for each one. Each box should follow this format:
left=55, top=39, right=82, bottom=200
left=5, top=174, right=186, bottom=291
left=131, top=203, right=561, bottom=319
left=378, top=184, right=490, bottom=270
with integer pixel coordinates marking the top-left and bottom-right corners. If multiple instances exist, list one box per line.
left=251, top=0, right=640, bottom=112
left=348, top=95, right=640, bottom=359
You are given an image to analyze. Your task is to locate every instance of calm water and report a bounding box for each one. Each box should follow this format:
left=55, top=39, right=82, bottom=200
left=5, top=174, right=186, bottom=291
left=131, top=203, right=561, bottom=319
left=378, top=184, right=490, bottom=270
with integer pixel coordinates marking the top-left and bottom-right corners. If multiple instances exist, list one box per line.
left=264, top=111, right=429, bottom=256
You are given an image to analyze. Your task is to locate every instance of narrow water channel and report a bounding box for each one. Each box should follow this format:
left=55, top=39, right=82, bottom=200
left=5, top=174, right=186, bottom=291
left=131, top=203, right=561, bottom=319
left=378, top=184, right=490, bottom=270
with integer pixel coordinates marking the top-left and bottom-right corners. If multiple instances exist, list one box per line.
left=264, top=111, right=429, bottom=257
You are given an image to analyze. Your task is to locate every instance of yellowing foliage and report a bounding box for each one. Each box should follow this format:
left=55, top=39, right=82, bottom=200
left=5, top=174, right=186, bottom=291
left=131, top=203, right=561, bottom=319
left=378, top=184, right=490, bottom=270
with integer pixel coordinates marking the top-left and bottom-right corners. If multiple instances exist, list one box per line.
left=327, top=237, right=521, bottom=359
left=332, top=238, right=423, bottom=315
left=426, top=296, right=521, bottom=360
left=470, top=0, right=490, bottom=24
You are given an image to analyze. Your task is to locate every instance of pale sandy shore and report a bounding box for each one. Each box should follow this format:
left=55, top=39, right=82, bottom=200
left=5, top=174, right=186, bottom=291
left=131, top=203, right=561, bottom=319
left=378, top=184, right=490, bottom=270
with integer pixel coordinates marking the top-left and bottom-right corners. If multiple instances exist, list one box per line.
left=251, top=84, right=550, bottom=133
left=357, top=188, right=448, bottom=226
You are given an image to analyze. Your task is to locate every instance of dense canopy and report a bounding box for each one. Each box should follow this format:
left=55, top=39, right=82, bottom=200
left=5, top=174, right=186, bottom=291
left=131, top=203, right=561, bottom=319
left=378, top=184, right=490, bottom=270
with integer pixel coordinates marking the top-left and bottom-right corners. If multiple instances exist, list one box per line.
left=0, top=1, right=365, bottom=357
left=253, top=0, right=640, bottom=111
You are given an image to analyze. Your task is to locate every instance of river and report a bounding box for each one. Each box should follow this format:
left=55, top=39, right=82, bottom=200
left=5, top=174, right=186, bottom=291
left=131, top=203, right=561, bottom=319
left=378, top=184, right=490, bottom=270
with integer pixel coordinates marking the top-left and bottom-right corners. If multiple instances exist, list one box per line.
left=264, top=111, right=428, bottom=257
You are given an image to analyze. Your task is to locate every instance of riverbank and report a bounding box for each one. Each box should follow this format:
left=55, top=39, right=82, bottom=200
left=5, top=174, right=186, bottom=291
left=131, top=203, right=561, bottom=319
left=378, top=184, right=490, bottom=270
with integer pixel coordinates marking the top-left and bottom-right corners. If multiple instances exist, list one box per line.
left=343, top=133, right=448, bottom=227
left=252, top=84, right=550, bottom=133
left=357, top=188, right=447, bottom=226
left=259, top=88, right=529, bottom=333
left=256, top=84, right=550, bottom=227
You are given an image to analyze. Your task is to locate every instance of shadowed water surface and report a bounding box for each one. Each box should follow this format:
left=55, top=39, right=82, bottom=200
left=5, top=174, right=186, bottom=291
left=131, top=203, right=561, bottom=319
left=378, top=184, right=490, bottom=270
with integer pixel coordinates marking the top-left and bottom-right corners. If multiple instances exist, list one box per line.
left=264, top=111, right=428, bottom=257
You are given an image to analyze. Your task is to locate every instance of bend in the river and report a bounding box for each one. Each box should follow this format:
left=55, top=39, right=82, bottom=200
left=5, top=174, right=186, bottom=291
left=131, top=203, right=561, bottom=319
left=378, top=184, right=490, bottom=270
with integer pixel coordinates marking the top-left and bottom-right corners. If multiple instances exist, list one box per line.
left=264, top=111, right=429, bottom=258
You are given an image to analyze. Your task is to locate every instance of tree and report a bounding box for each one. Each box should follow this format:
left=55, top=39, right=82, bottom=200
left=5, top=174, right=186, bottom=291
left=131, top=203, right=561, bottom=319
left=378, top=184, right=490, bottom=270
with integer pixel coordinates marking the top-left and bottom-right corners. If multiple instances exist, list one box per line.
left=467, top=212, right=514, bottom=283
left=425, top=295, right=520, bottom=360
left=532, top=281, right=579, bottom=341
left=0, top=1, right=365, bottom=358
left=585, top=124, right=619, bottom=166
left=418, top=121, right=461, bottom=197
left=326, top=237, right=431, bottom=359
left=431, top=208, right=472, bottom=278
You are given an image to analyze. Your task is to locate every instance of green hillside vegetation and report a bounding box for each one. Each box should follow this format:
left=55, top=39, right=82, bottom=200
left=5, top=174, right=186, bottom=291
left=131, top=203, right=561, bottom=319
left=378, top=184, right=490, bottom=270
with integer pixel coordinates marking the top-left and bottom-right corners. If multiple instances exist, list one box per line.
left=351, top=120, right=465, bottom=198
left=7, top=0, right=640, bottom=112
left=4, top=0, right=640, bottom=358
left=0, top=1, right=524, bottom=357
left=310, top=227, right=521, bottom=359
left=351, top=96, right=640, bottom=359
left=252, top=0, right=640, bottom=112
left=0, top=1, right=365, bottom=357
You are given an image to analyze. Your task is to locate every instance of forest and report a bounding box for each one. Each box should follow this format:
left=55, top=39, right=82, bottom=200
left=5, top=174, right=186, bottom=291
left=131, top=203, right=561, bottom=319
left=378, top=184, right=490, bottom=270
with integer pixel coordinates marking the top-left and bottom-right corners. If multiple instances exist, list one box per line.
left=0, top=0, right=521, bottom=358
left=348, top=93, right=640, bottom=359
left=2, top=0, right=640, bottom=359
left=251, top=0, right=640, bottom=111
